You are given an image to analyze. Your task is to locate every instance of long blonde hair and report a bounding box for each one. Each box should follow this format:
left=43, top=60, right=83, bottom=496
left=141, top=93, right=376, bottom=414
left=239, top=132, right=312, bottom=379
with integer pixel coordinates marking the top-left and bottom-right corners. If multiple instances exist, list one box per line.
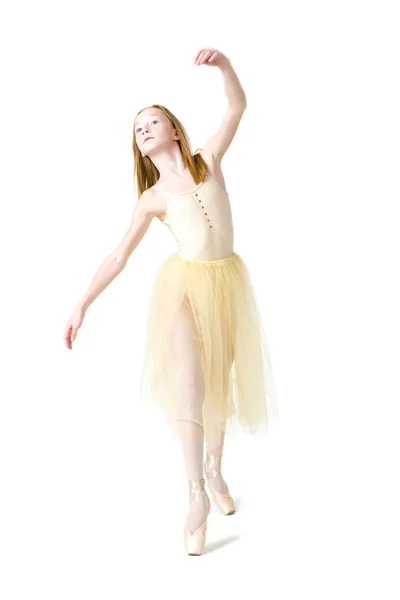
left=132, top=104, right=208, bottom=197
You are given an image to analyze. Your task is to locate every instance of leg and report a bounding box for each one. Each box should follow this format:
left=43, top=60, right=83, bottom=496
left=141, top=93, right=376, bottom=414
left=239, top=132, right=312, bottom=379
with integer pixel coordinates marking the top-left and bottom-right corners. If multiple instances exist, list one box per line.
left=203, top=366, right=236, bottom=514
left=204, top=426, right=228, bottom=494
left=171, top=299, right=209, bottom=533
left=206, top=425, right=226, bottom=457
left=204, top=336, right=235, bottom=494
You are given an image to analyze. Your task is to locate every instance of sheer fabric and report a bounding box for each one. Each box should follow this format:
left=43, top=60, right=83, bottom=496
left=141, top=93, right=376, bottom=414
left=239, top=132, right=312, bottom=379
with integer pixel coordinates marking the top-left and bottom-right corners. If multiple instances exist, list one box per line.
left=140, top=251, right=278, bottom=450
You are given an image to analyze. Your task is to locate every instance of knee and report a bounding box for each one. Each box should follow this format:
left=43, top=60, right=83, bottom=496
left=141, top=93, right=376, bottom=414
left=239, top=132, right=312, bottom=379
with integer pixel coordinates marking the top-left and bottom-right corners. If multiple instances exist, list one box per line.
left=177, top=371, right=205, bottom=399
left=176, top=375, right=205, bottom=423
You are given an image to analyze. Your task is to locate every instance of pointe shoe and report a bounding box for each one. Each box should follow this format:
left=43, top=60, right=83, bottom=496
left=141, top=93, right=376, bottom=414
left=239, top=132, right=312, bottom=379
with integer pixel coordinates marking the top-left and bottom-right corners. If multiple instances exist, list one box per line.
left=204, top=453, right=236, bottom=515
left=183, top=478, right=211, bottom=556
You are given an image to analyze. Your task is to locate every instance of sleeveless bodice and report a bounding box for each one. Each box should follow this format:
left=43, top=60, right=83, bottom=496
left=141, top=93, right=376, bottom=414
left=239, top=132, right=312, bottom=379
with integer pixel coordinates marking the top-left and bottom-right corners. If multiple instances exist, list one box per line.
left=154, top=173, right=234, bottom=261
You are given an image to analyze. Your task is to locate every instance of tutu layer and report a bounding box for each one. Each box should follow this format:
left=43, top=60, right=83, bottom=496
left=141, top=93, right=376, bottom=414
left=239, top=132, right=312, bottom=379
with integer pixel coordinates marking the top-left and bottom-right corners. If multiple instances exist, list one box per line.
left=140, top=251, right=278, bottom=448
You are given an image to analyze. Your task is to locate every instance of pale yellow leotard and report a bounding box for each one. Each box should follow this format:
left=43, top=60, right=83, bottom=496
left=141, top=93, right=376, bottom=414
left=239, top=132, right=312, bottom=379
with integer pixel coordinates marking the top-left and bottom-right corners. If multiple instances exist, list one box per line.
left=154, top=173, right=235, bottom=262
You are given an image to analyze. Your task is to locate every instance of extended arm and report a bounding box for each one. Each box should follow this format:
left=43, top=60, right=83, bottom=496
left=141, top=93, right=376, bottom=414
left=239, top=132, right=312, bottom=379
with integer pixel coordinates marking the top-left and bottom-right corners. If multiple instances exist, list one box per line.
left=75, top=190, right=155, bottom=313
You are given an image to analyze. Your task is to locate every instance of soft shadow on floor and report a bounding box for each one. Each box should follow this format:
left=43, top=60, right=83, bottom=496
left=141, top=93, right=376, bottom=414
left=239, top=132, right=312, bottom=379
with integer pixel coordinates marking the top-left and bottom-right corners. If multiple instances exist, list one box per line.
left=203, top=534, right=242, bottom=554
left=203, top=495, right=244, bottom=554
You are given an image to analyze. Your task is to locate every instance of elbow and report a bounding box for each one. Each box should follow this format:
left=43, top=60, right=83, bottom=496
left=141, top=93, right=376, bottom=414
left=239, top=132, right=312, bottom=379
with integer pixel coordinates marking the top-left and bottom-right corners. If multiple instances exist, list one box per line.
left=111, top=253, right=128, bottom=269
left=228, top=100, right=247, bottom=111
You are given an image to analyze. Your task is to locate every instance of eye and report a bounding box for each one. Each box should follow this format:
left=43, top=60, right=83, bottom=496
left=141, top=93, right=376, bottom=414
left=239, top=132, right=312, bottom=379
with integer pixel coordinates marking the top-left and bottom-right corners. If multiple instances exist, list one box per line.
left=136, top=119, right=158, bottom=133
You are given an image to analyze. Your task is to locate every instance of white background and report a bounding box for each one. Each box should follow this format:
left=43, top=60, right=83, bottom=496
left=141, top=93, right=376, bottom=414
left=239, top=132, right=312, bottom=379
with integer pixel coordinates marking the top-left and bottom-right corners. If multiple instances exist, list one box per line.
left=1, top=0, right=399, bottom=598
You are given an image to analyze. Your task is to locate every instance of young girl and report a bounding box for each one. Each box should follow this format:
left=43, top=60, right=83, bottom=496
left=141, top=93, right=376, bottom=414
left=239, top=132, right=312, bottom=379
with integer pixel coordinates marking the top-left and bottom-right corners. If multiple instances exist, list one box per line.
left=64, top=48, right=278, bottom=556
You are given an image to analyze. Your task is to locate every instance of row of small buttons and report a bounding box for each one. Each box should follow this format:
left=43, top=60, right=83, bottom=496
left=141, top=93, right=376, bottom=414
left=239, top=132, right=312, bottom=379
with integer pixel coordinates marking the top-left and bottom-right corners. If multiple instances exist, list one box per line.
left=195, top=192, right=212, bottom=227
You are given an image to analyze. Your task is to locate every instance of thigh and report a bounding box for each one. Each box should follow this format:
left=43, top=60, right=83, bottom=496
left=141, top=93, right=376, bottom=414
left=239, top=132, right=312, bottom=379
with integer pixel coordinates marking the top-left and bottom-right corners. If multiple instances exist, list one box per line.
left=170, top=298, right=205, bottom=423
left=171, top=298, right=201, bottom=365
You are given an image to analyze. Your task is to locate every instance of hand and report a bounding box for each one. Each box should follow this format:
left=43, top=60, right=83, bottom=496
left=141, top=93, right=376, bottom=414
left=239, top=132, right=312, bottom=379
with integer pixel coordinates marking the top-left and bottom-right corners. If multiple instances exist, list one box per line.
left=193, top=48, right=230, bottom=68
left=64, top=306, right=86, bottom=350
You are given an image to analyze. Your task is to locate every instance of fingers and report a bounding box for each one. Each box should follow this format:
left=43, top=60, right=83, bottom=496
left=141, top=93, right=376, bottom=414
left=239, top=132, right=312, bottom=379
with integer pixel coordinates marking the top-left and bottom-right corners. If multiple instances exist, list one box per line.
left=64, top=325, right=71, bottom=349
left=194, top=50, right=205, bottom=65
left=194, top=47, right=218, bottom=66
left=200, top=50, right=212, bottom=64
left=202, top=50, right=215, bottom=63
left=64, top=324, right=75, bottom=349
left=193, top=49, right=202, bottom=64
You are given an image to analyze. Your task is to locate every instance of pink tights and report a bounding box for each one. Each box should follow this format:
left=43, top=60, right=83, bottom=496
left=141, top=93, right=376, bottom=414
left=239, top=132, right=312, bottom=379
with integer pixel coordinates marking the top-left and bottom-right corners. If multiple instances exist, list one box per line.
left=171, top=300, right=231, bottom=532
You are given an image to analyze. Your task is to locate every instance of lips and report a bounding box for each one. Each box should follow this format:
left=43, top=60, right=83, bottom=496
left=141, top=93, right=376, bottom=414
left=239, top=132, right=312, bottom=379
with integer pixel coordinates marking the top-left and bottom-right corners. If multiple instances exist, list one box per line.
left=144, top=137, right=154, bottom=143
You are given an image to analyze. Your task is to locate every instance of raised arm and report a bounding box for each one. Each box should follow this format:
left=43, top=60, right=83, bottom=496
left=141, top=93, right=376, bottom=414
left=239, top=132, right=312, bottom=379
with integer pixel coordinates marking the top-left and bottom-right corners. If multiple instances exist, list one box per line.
left=194, top=49, right=247, bottom=163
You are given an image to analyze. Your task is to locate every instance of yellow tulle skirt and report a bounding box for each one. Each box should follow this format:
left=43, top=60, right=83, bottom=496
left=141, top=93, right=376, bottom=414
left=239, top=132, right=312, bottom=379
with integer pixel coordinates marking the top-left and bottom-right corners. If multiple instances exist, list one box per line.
left=140, top=251, right=279, bottom=448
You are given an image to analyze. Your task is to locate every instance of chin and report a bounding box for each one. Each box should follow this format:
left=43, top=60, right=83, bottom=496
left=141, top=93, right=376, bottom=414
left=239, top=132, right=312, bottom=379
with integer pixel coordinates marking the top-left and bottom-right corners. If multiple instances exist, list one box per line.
left=145, top=147, right=160, bottom=158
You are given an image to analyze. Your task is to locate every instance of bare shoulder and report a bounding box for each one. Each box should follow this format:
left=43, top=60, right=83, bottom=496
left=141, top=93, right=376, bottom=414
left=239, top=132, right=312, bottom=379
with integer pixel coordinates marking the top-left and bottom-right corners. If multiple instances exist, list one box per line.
left=198, top=149, right=229, bottom=196
left=139, top=186, right=167, bottom=223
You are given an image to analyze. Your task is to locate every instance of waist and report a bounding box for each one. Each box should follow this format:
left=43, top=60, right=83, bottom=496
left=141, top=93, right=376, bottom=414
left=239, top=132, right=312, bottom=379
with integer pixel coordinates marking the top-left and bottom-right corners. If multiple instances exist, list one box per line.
left=174, top=231, right=234, bottom=261
left=176, top=251, right=237, bottom=264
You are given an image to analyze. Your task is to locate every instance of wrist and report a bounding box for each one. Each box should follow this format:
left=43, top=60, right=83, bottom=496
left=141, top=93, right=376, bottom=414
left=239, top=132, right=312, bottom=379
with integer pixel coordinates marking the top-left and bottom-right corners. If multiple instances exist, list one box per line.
left=219, top=58, right=232, bottom=71
left=76, top=300, right=89, bottom=314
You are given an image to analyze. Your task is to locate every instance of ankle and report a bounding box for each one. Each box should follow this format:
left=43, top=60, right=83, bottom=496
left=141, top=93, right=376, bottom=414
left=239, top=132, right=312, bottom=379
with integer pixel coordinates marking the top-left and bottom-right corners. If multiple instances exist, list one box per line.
left=205, top=453, right=223, bottom=472
left=187, top=478, right=206, bottom=500
left=205, top=452, right=223, bottom=459
left=204, top=453, right=228, bottom=494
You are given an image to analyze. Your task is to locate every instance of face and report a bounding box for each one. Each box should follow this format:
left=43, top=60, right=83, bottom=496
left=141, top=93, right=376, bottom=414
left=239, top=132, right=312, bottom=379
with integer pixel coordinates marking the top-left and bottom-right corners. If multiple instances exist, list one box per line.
left=134, top=109, right=178, bottom=157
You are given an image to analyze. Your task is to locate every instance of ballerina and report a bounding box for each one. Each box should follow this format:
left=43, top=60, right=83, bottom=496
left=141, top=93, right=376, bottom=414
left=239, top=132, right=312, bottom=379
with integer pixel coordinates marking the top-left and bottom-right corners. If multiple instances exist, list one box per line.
left=64, top=47, right=278, bottom=556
